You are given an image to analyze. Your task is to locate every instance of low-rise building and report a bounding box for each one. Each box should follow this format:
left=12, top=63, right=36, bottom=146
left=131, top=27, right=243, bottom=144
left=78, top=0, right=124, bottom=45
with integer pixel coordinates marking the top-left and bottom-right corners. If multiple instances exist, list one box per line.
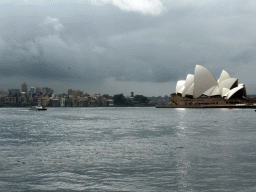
left=102, top=98, right=114, bottom=106
left=4, top=97, right=10, bottom=103
left=60, top=98, right=65, bottom=107
left=78, top=99, right=89, bottom=107
left=10, top=97, right=16, bottom=104
left=38, top=95, right=50, bottom=106
left=51, top=99, right=60, bottom=107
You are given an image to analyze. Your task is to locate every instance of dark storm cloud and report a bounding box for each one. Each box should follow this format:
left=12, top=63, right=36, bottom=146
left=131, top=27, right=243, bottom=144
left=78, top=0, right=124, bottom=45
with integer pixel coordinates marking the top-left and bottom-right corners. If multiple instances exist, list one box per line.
left=0, top=4, right=190, bottom=84
left=0, top=60, right=71, bottom=79
left=1, top=0, right=256, bottom=94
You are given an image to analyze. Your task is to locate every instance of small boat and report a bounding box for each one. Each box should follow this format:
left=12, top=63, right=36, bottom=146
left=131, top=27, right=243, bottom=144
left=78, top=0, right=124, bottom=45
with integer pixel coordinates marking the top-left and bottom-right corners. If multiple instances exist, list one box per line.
left=29, top=106, right=47, bottom=111
left=228, top=107, right=233, bottom=109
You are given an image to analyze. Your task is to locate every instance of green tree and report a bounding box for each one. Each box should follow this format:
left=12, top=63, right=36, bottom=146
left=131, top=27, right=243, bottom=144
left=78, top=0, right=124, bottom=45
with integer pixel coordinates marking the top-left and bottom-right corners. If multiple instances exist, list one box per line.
left=133, top=95, right=149, bottom=104
left=113, top=94, right=128, bottom=106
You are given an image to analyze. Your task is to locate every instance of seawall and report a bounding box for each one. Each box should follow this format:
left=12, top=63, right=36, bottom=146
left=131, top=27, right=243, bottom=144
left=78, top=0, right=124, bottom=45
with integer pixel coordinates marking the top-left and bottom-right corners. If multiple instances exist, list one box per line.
left=156, top=105, right=256, bottom=109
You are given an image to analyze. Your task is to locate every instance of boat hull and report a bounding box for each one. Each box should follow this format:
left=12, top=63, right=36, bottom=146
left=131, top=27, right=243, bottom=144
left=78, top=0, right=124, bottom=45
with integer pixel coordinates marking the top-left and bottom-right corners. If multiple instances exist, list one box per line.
left=29, top=106, right=47, bottom=111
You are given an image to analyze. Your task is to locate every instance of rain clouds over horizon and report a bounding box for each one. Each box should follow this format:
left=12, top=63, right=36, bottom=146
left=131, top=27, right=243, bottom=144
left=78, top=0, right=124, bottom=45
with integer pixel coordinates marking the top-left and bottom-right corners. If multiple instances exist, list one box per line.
left=1, top=0, right=256, bottom=96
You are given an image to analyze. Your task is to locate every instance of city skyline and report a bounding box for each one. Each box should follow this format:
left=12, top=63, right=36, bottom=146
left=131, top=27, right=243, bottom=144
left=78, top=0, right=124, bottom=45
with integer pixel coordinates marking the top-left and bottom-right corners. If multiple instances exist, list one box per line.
left=0, top=82, right=171, bottom=107
left=1, top=83, right=171, bottom=98
left=1, top=0, right=256, bottom=96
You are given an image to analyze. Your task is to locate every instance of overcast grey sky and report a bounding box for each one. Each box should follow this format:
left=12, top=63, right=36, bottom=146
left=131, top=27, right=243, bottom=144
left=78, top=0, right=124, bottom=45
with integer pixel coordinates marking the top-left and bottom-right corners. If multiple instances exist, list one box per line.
left=1, top=0, right=256, bottom=96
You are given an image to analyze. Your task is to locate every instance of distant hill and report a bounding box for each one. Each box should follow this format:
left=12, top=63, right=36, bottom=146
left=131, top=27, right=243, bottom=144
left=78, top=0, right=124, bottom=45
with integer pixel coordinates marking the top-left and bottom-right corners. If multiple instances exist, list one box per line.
left=247, top=95, right=256, bottom=98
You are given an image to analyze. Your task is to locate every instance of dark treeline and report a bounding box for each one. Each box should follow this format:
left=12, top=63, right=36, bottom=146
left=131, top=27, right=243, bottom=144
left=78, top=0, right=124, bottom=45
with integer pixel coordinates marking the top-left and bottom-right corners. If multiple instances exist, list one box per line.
left=113, top=94, right=151, bottom=106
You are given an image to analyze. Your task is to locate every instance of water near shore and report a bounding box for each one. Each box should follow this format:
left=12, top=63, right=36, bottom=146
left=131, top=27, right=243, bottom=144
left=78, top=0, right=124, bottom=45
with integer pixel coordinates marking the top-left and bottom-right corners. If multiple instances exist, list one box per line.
left=1, top=107, right=256, bottom=191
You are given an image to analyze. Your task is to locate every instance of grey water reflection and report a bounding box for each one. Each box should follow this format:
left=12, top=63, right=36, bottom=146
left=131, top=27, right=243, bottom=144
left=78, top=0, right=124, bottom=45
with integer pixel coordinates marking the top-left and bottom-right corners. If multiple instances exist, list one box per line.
left=172, top=108, right=191, bottom=190
left=0, top=107, right=256, bottom=191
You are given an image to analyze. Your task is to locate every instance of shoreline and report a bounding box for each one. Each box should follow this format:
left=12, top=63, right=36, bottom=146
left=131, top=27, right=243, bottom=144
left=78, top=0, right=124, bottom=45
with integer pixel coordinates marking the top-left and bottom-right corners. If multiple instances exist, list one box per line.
left=156, top=105, right=256, bottom=109
left=0, top=105, right=156, bottom=108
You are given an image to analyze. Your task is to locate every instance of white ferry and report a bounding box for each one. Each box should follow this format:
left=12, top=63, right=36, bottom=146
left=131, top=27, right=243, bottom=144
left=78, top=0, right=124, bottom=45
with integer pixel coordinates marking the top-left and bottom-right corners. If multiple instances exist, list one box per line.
left=29, top=106, right=47, bottom=111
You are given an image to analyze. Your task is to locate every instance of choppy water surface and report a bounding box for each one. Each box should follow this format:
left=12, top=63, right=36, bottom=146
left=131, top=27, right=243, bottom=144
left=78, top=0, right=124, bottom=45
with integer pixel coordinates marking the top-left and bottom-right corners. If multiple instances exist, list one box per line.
left=0, top=107, right=256, bottom=191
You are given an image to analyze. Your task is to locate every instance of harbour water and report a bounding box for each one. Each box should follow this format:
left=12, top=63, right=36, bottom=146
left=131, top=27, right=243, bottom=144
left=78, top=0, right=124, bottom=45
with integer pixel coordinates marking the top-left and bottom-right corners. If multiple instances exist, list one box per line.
left=0, top=107, right=256, bottom=191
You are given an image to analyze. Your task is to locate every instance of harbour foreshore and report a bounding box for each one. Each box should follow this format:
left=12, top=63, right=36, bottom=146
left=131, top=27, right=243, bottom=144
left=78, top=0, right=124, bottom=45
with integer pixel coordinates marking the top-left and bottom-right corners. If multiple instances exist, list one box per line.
left=156, top=104, right=256, bottom=108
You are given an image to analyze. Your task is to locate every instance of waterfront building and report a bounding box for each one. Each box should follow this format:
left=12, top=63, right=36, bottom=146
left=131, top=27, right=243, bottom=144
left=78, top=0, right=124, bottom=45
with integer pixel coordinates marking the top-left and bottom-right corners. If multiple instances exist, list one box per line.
left=21, top=92, right=27, bottom=98
left=10, top=97, right=16, bottom=104
left=108, top=100, right=114, bottom=106
left=60, top=98, right=65, bottom=107
left=4, top=97, right=10, bottom=103
left=78, top=99, right=89, bottom=107
left=17, top=97, right=22, bottom=103
left=90, top=100, right=97, bottom=107
left=71, top=97, right=78, bottom=107
left=22, top=97, right=27, bottom=103
left=37, top=95, right=50, bottom=106
left=51, top=99, right=60, bottom=107
left=65, top=99, right=72, bottom=107
left=28, top=92, right=33, bottom=101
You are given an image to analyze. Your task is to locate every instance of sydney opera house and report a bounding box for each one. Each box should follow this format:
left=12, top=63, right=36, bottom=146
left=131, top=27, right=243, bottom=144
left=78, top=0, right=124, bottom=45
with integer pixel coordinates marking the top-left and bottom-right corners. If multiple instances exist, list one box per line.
left=166, top=65, right=256, bottom=108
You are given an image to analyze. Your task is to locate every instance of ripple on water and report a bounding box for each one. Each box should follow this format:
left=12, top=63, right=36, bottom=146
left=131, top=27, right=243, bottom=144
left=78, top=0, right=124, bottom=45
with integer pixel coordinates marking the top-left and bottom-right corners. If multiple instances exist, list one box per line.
left=0, top=107, right=256, bottom=191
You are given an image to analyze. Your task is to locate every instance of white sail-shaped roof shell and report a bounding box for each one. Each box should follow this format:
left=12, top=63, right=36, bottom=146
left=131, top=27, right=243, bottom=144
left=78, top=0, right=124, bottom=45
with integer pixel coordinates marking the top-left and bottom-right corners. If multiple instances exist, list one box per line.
left=193, top=65, right=218, bottom=98
left=182, top=74, right=194, bottom=97
left=218, top=78, right=238, bottom=95
left=176, top=80, right=185, bottom=94
left=174, top=65, right=247, bottom=100
left=209, top=85, right=221, bottom=96
left=222, top=88, right=230, bottom=97
left=177, top=86, right=185, bottom=95
left=203, top=86, right=216, bottom=96
left=226, top=87, right=244, bottom=99
left=185, top=83, right=194, bottom=96
left=217, top=70, right=230, bottom=83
